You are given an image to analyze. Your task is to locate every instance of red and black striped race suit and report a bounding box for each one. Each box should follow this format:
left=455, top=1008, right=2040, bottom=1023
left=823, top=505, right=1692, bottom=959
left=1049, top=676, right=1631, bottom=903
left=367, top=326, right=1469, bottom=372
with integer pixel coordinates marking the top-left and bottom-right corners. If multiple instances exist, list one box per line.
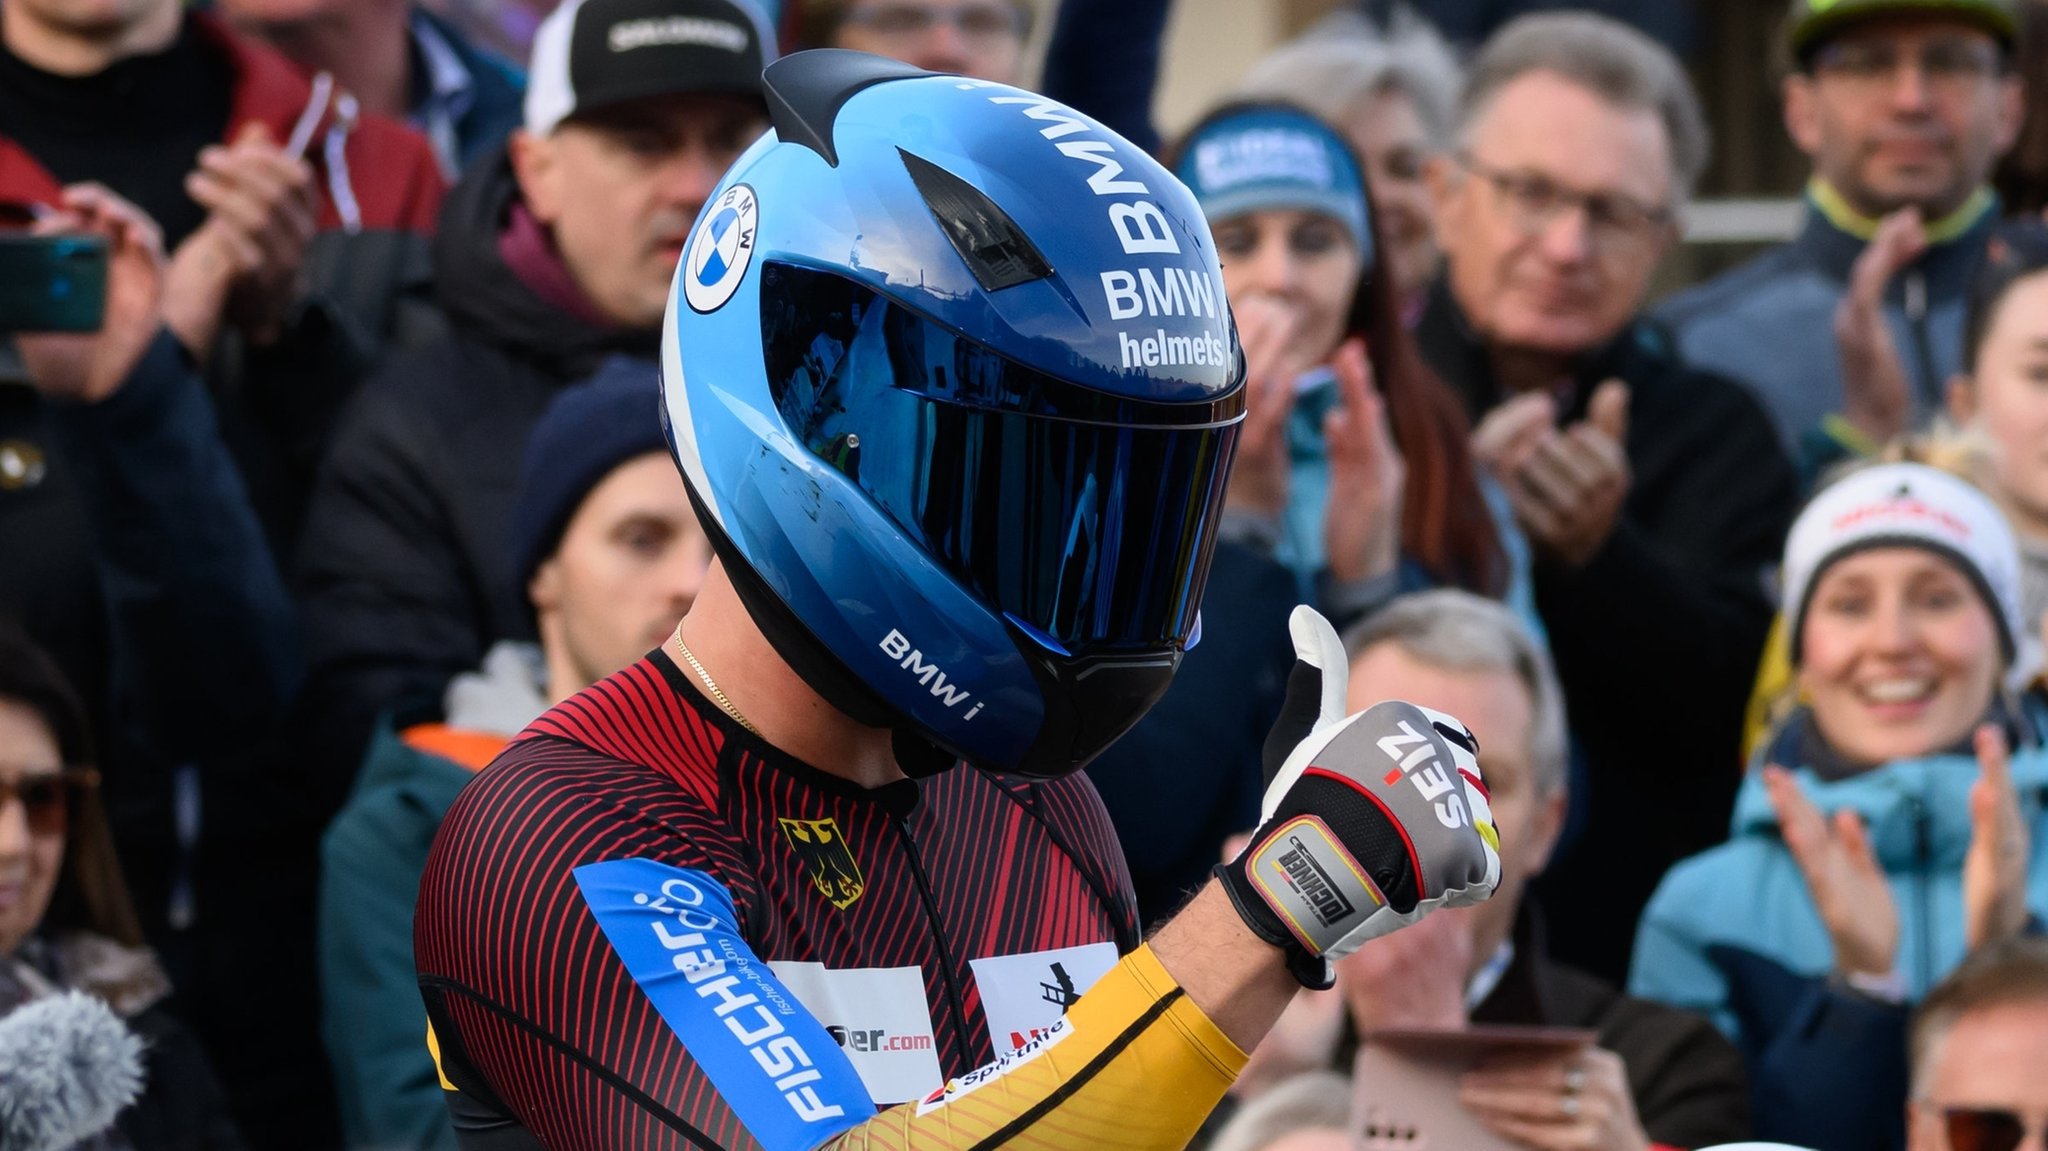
left=414, top=649, right=1259, bottom=1151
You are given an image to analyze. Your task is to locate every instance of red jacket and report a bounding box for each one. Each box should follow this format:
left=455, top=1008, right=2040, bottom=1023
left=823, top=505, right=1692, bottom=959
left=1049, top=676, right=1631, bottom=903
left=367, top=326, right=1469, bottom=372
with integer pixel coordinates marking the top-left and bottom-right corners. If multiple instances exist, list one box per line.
left=0, top=10, right=443, bottom=234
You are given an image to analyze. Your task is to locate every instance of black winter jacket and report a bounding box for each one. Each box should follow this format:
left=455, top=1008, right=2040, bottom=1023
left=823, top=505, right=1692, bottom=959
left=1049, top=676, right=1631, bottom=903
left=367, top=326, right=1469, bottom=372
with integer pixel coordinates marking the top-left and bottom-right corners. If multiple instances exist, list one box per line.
left=1414, top=284, right=1798, bottom=983
left=0, top=335, right=325, bottom=1151
left=295, top=150, right=659, bottom=808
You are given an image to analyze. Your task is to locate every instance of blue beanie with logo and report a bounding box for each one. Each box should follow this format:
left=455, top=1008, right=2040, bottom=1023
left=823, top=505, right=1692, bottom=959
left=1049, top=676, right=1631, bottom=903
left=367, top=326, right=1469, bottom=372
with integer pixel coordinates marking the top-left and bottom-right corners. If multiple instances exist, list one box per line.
left=1173, top=103, right=1374, bottom=264
left=510, top=356, right=671, bottom=594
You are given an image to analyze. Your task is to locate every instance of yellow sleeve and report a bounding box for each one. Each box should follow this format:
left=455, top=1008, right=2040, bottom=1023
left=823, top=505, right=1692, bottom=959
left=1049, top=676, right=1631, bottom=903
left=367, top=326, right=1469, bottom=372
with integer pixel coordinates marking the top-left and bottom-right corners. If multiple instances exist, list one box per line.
left=822, top=944, right=1245, bottom=1151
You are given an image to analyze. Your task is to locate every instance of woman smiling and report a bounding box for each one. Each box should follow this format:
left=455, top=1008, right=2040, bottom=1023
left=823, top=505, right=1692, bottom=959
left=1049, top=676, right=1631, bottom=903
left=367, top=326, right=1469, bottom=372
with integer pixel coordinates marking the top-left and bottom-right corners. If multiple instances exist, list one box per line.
left=1630, top=462, right=2048, bottom=1150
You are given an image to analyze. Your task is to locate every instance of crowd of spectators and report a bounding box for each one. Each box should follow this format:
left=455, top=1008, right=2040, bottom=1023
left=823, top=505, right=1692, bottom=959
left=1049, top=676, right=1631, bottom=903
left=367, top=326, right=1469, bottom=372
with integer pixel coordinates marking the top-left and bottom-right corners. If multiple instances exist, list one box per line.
left=2, top=0, right=2046, bottom=1148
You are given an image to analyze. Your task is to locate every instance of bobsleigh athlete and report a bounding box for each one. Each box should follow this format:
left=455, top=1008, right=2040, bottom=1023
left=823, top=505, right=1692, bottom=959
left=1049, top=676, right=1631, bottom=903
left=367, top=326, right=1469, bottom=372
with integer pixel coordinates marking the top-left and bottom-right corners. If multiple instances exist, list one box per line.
left=414, top=47, right=1501, bottom=1151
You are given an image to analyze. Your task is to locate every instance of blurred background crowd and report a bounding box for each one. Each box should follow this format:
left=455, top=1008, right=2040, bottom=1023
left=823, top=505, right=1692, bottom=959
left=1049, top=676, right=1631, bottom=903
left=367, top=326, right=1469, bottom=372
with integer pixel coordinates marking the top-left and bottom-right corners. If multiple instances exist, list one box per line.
left=2, top=0, right=2048, bottom=1148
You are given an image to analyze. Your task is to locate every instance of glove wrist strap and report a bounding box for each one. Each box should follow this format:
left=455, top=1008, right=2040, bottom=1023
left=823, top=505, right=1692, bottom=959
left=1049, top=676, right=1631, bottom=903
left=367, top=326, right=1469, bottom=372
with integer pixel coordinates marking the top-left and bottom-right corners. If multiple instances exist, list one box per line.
left=1213, top=861, right=1337, bottom=991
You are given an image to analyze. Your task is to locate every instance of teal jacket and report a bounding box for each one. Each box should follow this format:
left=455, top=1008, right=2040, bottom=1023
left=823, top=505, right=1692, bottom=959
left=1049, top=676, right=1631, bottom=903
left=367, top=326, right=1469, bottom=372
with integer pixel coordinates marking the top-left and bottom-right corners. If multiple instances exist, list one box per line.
left=318, top=717, right=489, bottom=1151
left=1628, top=727, right=2048, bottom=1149
left=321, top=642, right=544, bottom=1148
left=1632, top=740, right=2048, bottom=1020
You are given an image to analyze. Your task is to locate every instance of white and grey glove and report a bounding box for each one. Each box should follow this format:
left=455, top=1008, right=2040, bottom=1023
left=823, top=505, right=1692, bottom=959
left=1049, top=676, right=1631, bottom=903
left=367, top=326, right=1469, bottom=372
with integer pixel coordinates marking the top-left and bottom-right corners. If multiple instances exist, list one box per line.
left=1217, top=606, right=1502, bottom=988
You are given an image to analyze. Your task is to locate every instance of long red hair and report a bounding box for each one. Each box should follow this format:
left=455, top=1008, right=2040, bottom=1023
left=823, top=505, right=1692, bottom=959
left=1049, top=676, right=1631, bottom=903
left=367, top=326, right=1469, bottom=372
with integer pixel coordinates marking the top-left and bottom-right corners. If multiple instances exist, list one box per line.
left=1344, top=179, right=1508, bottom=597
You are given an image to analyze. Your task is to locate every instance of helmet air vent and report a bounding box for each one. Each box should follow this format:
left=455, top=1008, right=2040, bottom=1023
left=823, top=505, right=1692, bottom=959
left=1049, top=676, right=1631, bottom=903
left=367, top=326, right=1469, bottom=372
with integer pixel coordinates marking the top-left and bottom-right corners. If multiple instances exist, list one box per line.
left=763, top=49, right=930, bottom=167
left=898, top=148, right=1053, bottom=292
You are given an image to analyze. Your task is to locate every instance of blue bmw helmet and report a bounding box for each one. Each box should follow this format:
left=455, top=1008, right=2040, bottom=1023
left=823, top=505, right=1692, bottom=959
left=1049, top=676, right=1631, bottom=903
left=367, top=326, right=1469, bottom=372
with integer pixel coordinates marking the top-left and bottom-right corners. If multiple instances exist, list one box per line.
left=661, top=51, right=1246, bottom=779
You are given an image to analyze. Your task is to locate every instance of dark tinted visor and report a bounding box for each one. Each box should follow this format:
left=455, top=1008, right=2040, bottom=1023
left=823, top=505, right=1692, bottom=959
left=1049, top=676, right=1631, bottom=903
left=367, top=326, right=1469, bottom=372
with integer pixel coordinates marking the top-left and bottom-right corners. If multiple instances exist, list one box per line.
left=761, top=261, right=1243, bottom=650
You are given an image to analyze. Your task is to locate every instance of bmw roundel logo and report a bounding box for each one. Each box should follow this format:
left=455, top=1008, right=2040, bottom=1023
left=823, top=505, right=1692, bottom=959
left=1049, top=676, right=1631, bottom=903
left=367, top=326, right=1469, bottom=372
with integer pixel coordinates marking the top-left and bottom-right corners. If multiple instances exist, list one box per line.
left=684, top=182, right=758, bottom=314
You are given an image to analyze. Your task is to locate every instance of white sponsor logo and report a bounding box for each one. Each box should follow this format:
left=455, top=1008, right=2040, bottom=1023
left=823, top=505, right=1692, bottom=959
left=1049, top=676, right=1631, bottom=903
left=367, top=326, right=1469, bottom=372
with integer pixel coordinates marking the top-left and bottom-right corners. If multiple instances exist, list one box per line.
left=983, top=92, right=1232, bottom=366
left=609, top=16, right=749, bottom=53
left=985, top=94, right=1182, bottom=259
left=1192, top=129, right=1334, bottom=194
left=769, top=962, right=944, bottom=1105
left=1100, top=267, right=1221, bottom=322
left=685, top=183, right=757, bottom=313
left=1118, top=328, right=1230, bottom=370
left=632, top=877, right=845, bottom=1123
left=915, top=1016, right=1072, bottom=1116
left=879, top=629, right=983, bottom=720
left=970, top=942, right=1117, bottom=1053
left=1375, top=720, right=1471, bottom=830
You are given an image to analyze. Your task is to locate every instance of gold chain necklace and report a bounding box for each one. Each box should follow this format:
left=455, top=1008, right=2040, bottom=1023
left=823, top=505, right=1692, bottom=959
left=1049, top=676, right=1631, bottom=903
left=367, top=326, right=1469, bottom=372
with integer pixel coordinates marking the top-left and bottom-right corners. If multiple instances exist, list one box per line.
left=671, top=624, right=760, bottom=736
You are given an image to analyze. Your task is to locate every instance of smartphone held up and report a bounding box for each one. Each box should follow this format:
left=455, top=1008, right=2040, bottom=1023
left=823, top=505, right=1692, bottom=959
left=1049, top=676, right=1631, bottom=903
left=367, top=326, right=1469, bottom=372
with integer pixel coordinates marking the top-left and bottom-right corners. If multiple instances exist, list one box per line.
left=0, top=231, right=109, bottom=333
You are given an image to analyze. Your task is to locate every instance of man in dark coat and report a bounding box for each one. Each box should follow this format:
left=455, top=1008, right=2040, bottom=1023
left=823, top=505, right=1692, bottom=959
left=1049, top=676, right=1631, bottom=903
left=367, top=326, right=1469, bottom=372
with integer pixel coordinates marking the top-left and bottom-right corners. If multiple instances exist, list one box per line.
left=1414, top=14, right=1797, bottom=982
left=1659, top=0, right=2022, bottom=475
left=296, top=0, right=773, bottom=807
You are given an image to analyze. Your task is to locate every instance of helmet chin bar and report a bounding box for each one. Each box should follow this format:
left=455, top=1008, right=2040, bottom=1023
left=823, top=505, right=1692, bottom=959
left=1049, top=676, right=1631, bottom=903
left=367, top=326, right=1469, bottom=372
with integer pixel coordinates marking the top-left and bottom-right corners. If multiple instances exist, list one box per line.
left=1007, top=634, right=1181, bottom=780
left=890, top=730, right=956, bottom=780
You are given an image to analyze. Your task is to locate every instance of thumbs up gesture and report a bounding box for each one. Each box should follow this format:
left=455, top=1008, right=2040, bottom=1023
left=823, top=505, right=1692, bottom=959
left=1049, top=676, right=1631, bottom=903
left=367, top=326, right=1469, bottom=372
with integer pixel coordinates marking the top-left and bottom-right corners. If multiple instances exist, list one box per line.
left=1217, top=607, right=1501, bottom=989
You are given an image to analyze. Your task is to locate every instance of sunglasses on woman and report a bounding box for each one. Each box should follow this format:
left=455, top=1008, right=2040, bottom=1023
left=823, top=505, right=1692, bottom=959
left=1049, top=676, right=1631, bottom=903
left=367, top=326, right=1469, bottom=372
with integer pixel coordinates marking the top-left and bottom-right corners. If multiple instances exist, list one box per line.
left=0, top=766, right=97, bottom=837
left=1944, top=1106, right=2047, bottom=1151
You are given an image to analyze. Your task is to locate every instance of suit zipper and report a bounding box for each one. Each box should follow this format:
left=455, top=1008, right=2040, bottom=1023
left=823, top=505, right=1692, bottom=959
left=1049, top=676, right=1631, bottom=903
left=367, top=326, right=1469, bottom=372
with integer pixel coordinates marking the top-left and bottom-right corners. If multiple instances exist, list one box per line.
left=1904, top=271, right=1939, bottom=410
left=892, top=815, right=974, bottom=1049
left=1911, top=794, right=1932, bottom=992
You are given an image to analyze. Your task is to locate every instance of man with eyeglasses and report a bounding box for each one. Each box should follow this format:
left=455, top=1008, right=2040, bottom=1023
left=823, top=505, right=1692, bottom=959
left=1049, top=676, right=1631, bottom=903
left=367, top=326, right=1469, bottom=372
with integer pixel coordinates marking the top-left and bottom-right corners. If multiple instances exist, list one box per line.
left=1415, top=13, right=1797, bottom=984
left=798, top=0, right=1029, bottom=83
left=1660, top=0, right=2023, bottom=478
left=1907, top=936, right=2048, bottom=1151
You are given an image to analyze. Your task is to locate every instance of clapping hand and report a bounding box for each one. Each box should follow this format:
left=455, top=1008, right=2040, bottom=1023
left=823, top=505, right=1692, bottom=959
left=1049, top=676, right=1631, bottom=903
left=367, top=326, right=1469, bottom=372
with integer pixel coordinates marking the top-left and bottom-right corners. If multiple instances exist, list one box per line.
left=1322, top=338, right=1406, bottom=584
left=1835, top=208, right=1925, bottom=446
left=1963, top=725, right=2032, bottom=951
left=164, top=122, right=319, bottom=355
left=1226, top=296, right=1308, bottom=519
left=1473, top=381, right=1632, bottom=568
left=1763, top=765, right=1898, bottom=979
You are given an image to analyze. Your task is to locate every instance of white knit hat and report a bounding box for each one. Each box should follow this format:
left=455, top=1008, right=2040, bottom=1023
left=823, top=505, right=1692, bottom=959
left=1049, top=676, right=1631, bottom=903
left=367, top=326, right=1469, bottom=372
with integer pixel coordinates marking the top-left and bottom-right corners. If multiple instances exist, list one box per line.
left=1782, top=462, right=2023, bottom=666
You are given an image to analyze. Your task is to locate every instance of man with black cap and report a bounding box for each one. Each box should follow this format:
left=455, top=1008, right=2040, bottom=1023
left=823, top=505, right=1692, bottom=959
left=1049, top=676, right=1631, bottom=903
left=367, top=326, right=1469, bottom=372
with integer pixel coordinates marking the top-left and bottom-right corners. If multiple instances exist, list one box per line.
left=320, top=357, right=709, bottom=1151
left=297, top=0, right=772, bottom=808
left=1661, top=0, right=2024, bottom=477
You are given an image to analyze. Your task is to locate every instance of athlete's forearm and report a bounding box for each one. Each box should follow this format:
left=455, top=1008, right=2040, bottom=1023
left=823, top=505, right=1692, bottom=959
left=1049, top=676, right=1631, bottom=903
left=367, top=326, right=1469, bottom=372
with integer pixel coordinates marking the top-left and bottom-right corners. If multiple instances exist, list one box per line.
left=822, top=940, right=1252, bottom=1151
left=1145, top=880, right=1298, bottom=1049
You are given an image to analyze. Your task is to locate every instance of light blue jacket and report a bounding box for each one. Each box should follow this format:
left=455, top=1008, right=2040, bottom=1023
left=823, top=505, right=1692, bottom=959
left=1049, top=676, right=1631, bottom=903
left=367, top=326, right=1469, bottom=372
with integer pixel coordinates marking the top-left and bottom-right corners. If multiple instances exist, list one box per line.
left=1631, top=741, right=2048, bottom=1033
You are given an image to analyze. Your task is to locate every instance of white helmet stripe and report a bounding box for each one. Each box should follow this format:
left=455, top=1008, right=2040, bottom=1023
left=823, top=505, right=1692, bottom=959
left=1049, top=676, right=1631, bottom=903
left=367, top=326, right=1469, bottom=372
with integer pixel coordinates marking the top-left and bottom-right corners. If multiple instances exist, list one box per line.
left=661, top=286, right=725, bottom=530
